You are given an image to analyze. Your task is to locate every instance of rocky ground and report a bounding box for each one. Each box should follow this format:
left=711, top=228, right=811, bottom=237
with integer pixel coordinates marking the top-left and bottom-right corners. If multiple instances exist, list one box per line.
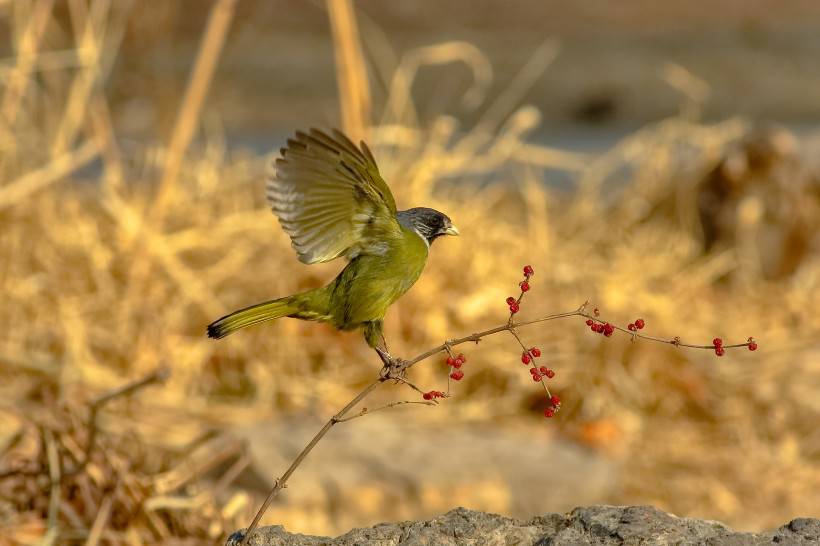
left=227, top=505, right=820, bottom=545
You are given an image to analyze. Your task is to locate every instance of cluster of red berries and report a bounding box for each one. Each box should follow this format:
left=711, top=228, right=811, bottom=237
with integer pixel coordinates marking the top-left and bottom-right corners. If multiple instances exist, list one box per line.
left=530, top=365, right=555, bottom=381
left=422, top=390, right=446, bottom=400
left=588, top=308, right=758, bottom=357
left=627, top=318, right=645, bottom=331
left=544, top=395, right=561, bottom=418
left=504, top=267, right=562, bottom=419
left=506, top=296, right=519, bottom=314
left=519, top=344, right=560, bottom=417
left=586, top=319, right=615, bottom=337
left=711, top=337, right=759, bottom=355
left=418, top=266, right=758, bottom=423
left=520, top=346, right=541, bottom=364
left=522, top=348, right=554, bottom=380
left=506, top=265, right=534, bottom=314
left=447, top=353, right=467, bottom=381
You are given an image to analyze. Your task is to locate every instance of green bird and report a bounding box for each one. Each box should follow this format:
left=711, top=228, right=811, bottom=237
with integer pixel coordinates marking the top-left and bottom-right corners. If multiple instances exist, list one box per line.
left=206, top=128, right=459, bottom=360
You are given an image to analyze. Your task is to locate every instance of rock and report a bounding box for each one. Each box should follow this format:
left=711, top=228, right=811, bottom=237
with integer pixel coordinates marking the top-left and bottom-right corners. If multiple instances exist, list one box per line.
left=226, top=506, right=820, bottom=546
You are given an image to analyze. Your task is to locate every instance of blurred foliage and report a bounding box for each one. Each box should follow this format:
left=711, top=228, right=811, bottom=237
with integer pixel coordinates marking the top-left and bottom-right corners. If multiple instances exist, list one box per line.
left=1, top=0, right=820, bottom=544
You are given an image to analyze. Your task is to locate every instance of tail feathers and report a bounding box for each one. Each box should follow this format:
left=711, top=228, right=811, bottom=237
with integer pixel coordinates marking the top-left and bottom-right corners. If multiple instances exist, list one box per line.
left=207, top=297, right=298, bottom=339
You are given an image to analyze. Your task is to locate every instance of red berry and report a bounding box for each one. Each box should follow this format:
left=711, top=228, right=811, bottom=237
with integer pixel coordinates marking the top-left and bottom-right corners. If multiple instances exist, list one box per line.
left=506, top=296, right=516, bottom=305
left=628, top=323, right=636, bottom=331
left=457, top=353, right=466, bottom=363
left=586, top=319, right=594, bottom=326
left=715, top=347, right=725, bottom=357
left=451, top=359, right=463, bottom=369
left=521, top=352, right=531, bottom=364
left=635, top=318, right=645, bottom=329
left=530, top=347, right=541, bottom=357
left=603, top=323, right=614, bottom=337
left=446, top=357, right=455, bottom=366
left=532, top=375, right=542, bottom=382
left=550, top=395, right=561, bottom=406
left=519, top=281, right=530, bottom=292
left=423, top=392, right=433, bottom=400
left=509, top=302, right=520, bottom=314
left=450, top=370, right=464, bottom=381
left=712, top=338, right=723, bottom=348
left=538, top=366, right=548, bottom=374
left=523, top=265, right=534, bottom=277
left=748, top=341, right=757, bottom=351
left=544, top=407, right=555, bottom=418
left=545, top=369, right=555, bottom=378
left=529, top=367, right=538, bottom=375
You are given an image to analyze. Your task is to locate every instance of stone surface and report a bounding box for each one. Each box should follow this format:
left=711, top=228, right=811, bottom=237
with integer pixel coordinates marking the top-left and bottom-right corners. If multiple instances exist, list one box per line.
left=227, top=506, right=820, bottom=546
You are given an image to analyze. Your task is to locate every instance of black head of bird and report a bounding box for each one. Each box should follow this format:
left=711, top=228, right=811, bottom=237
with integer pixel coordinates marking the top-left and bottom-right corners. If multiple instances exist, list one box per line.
left=397, top=207, right=459, bottom=246
left=207, top=128, right=459, bottom=358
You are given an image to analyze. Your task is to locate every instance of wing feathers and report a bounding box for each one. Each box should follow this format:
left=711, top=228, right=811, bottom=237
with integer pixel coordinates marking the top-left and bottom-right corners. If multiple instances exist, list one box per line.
left=266, top=128, right=401, bottom=264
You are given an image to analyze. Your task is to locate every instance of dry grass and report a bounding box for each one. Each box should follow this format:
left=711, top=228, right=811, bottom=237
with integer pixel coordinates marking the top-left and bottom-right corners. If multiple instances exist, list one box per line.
left=2, top=2, right=820, bottom=544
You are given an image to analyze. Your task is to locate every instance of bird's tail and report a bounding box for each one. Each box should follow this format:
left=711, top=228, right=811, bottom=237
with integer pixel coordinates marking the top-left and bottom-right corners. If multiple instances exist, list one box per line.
left=207, top=296, right=302, bottom=339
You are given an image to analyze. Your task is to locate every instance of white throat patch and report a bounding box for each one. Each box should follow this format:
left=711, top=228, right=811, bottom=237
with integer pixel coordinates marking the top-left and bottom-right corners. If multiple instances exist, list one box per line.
left=412, top=227, right=430, bottom=249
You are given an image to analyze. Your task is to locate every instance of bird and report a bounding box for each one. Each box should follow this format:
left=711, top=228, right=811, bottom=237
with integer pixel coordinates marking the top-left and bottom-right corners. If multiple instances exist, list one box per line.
left=206, top=128, right=459, bottom=362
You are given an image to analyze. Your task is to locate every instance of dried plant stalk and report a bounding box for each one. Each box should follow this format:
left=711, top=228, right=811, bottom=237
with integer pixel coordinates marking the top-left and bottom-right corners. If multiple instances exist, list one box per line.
left=327, top=0, right=371, bottom=143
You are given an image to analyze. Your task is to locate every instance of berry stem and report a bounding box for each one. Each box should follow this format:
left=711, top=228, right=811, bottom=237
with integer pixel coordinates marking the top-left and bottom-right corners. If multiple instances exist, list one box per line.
left=334, top=400, right=437, bottom=423
left=579, top=313, right=751, bottom=349
left=509, top=328, right=552, bottom=398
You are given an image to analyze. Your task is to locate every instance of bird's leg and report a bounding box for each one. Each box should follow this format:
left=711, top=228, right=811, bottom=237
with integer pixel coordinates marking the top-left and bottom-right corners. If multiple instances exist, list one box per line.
left=374, top=341, right=409, bottom=380
left=374, top=346, right=392, bottom=367
left=366, top=321, right=391, bottom=365
left=366, top=321, right=407, bottom=379
left=380, top=333, right=390, bottom=356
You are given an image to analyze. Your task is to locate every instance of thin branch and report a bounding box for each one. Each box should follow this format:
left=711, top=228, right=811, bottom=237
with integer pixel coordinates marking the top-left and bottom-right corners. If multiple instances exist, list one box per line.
left=406, top=307, right=587, bottom=368
left=240, top=307, right=587, bottom=544
left=508, top=327, right=552, bottom=397
left=66, top=367, right=170, bottom=476
left=0, top=367, right=168, bottom=480
left=44, top=429, right=60, bottom=534
left=239, top=300, right=753, bottom=543
left=91, top=367, right=170, bottom=407
left=579, top=312, right=751, bottom=349
left=239, top=378, right=384, bottom=545
left=390, top=376, right=427, bottom=395
left=334, top=400, right=437, bottom=423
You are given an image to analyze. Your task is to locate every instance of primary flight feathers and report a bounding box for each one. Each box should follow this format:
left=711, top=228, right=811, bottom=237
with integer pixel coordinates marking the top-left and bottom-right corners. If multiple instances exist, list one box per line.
left=267, top=128, right=401, bottom=264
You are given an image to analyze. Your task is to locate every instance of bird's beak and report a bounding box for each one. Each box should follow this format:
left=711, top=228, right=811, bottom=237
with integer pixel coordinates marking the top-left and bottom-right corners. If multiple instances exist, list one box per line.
left=444, top=224, right=460, bottom=236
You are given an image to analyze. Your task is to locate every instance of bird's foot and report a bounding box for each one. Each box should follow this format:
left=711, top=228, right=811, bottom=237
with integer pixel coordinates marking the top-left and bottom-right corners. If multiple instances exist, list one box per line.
left=382, top=358, right=409, bottom=380
left=375, top=348, right=409, bottom=380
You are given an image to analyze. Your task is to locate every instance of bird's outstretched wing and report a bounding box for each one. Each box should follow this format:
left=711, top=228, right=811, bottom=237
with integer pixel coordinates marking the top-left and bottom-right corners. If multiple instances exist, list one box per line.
left=266, top=128, right=402, bottom=264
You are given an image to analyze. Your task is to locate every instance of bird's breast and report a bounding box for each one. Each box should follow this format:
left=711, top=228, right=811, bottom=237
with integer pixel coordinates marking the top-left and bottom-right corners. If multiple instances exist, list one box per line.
left=328, top=229, right=429, bottom=328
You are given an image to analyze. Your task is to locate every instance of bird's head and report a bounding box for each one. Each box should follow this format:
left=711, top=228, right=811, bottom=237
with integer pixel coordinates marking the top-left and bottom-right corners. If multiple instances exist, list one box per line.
left=397, top=207, right=459, bottom=247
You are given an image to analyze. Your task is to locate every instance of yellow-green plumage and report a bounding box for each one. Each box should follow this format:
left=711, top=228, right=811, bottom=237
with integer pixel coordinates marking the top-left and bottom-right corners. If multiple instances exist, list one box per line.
left=207, top=128, right=457, bottom=350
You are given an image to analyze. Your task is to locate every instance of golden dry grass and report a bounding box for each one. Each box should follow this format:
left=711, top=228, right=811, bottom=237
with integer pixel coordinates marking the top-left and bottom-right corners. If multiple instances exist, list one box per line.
left=1, top=1, right=820, bottom=544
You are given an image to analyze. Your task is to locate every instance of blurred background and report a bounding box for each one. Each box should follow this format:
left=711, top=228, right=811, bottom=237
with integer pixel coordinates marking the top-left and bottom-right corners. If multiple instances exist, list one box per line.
left=1, top=0, right=820, bottom=543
